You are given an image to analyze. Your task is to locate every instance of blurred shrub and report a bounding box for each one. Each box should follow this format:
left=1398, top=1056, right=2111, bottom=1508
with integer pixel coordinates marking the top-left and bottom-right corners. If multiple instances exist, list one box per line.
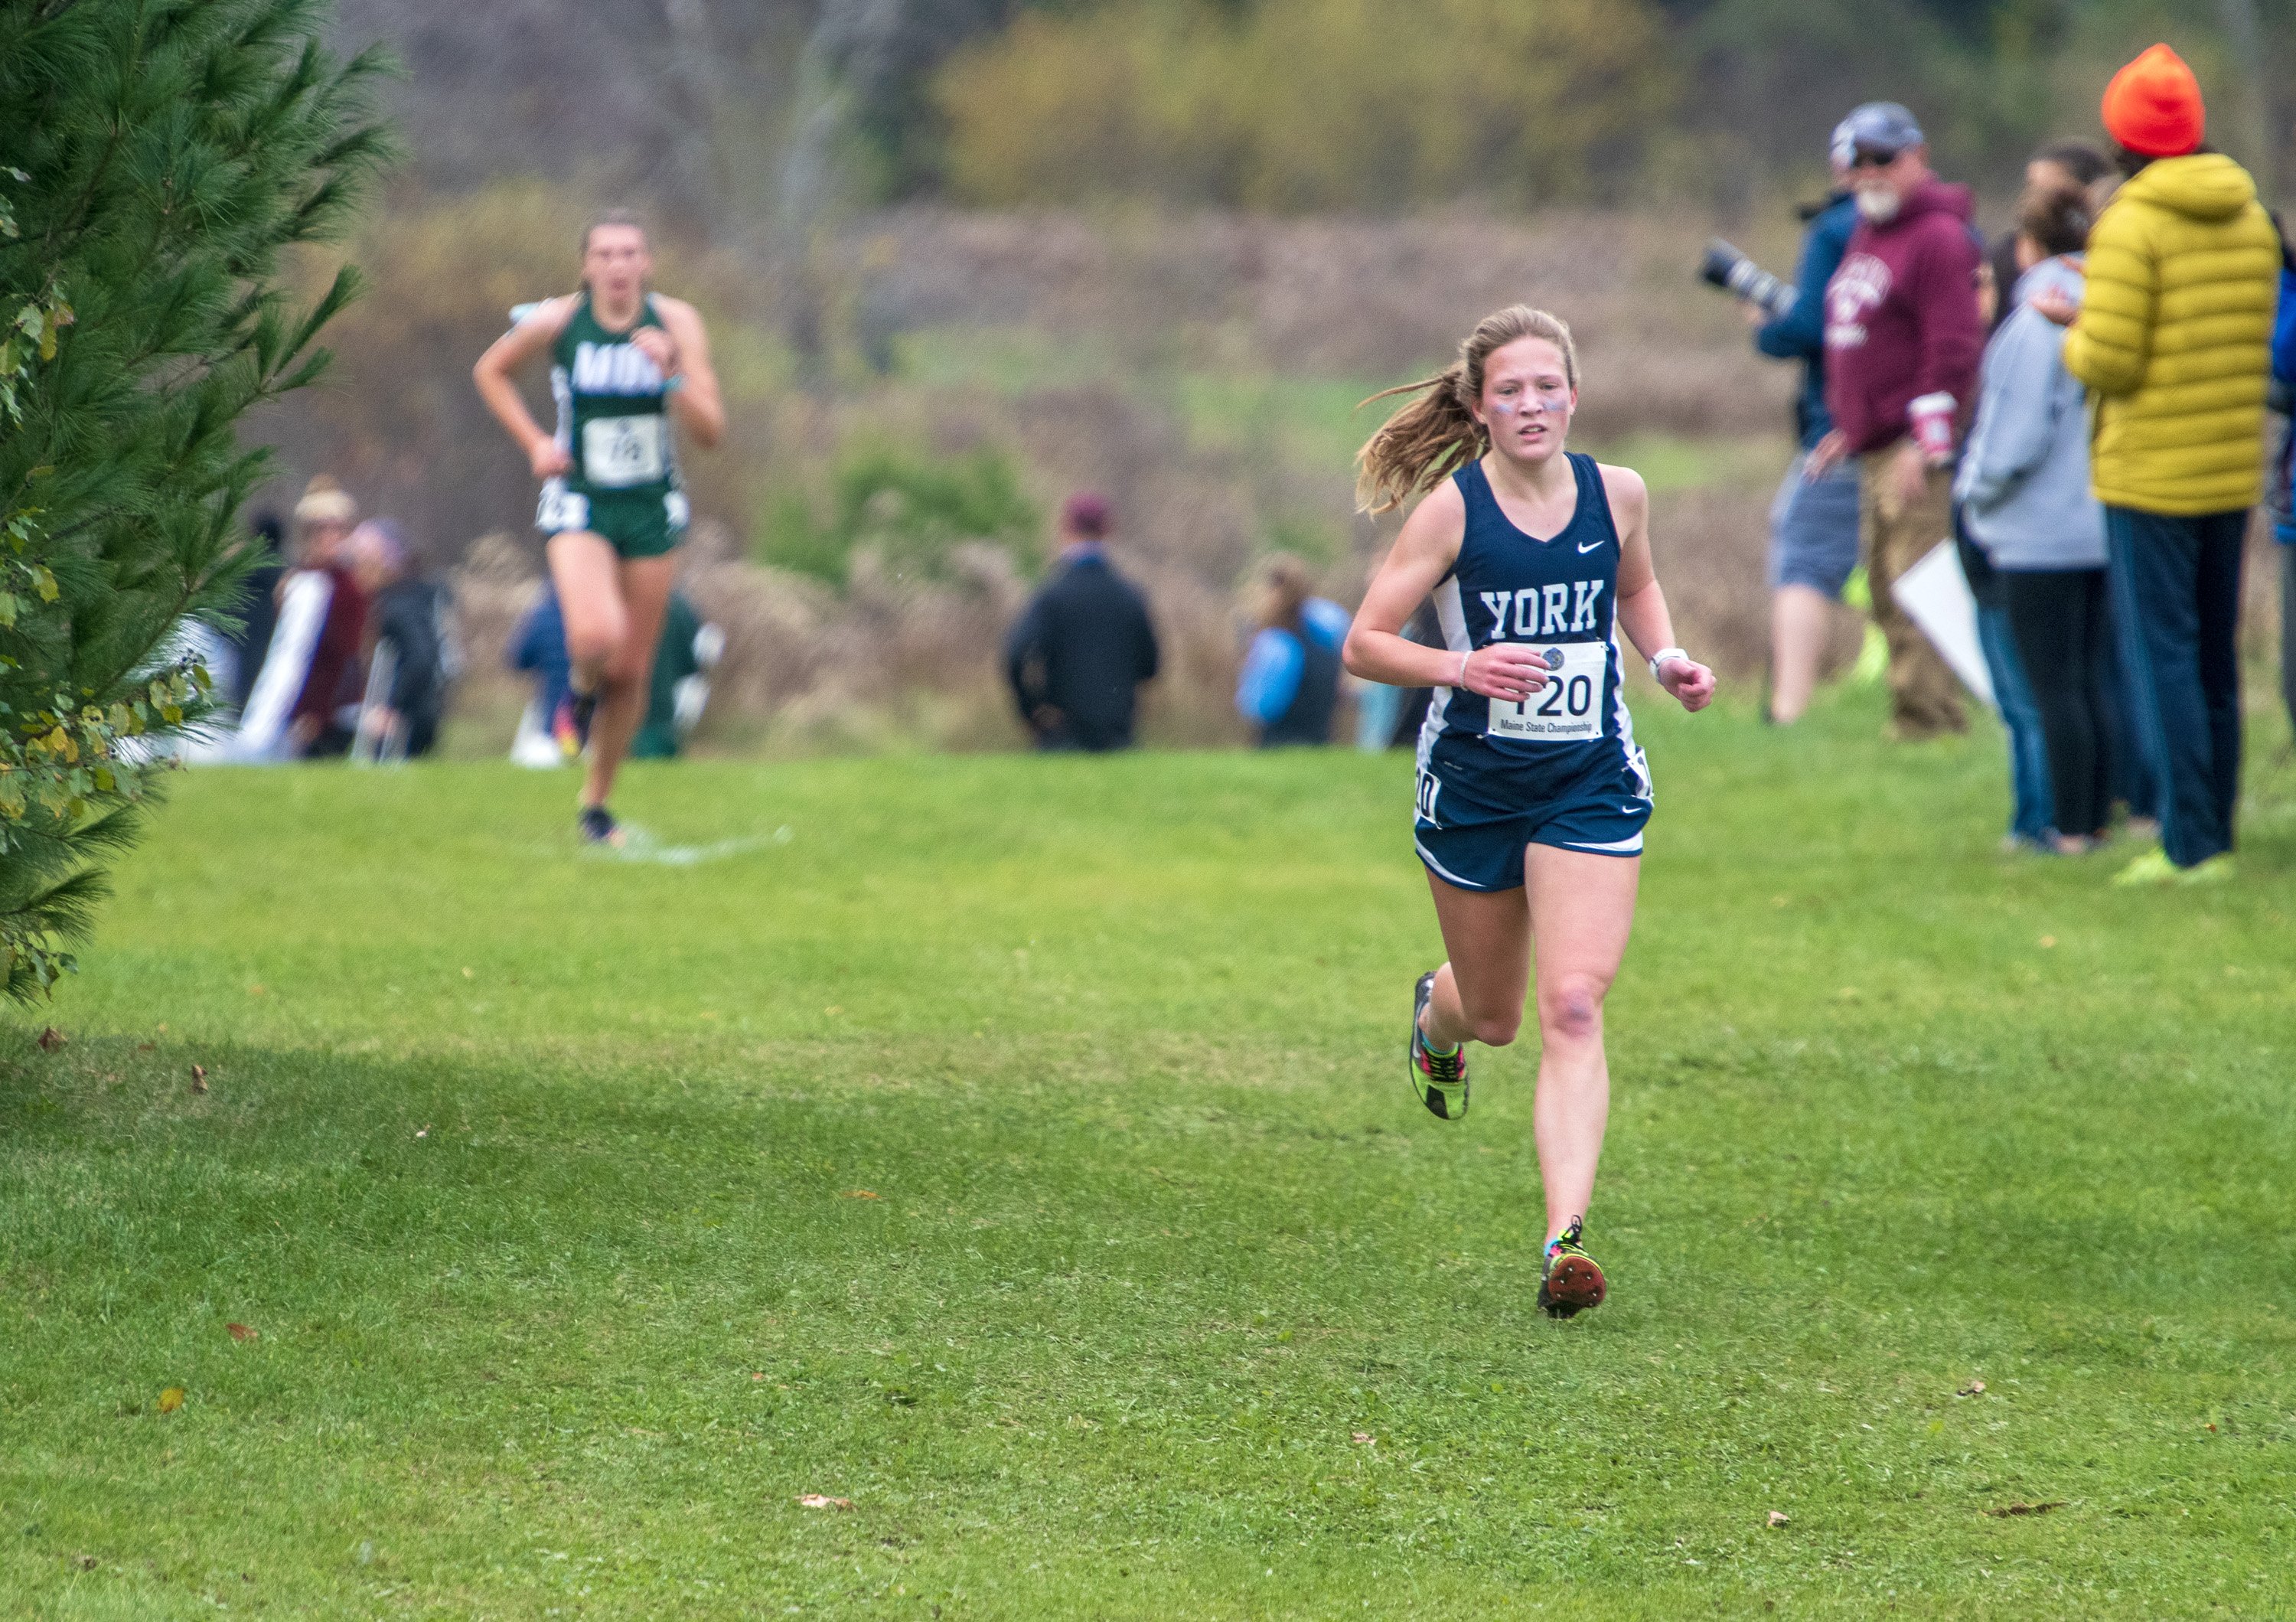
left=759, top=443, right=1042, bottom=588
left=938, top=0, right=1678, bottom=211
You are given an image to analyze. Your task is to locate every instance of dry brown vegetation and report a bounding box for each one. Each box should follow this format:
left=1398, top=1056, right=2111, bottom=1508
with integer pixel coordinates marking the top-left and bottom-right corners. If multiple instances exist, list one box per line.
left=264, top=192, right=1879, bottom=754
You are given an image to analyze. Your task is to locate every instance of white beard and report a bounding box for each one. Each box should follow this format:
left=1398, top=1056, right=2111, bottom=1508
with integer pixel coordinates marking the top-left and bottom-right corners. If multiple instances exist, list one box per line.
left=1855, top=188, right=1903, bottom=224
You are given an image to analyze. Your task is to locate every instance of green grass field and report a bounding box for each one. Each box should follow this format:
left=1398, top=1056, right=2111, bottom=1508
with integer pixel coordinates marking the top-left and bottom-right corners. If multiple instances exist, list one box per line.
left=5, top=689, right=2294, bottom=1618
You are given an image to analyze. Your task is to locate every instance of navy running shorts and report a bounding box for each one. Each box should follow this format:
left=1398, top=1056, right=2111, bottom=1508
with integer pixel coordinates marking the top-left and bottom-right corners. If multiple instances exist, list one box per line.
left=1767, top=452, right=1862, bottom=599
left=1412, top=733, right=1652, bottom=893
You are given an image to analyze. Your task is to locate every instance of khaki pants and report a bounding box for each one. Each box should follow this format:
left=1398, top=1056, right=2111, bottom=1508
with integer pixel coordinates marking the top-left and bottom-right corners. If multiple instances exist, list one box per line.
left=1858, top=449, right=1968, bottom=739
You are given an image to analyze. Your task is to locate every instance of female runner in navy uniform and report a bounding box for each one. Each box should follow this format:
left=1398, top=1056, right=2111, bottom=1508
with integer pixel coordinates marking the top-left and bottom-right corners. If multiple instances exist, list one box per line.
left=1342, top=305, right=1715, bottom=1318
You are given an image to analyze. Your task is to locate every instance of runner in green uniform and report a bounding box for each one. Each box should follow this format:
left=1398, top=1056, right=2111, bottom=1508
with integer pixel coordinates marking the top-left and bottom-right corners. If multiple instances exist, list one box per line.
left=475, top=211, right=725, bottom=844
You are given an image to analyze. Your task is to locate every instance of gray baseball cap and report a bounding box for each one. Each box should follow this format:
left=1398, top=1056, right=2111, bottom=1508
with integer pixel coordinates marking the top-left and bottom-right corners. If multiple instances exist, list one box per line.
left=1831, top=103, right=1925, bottom=167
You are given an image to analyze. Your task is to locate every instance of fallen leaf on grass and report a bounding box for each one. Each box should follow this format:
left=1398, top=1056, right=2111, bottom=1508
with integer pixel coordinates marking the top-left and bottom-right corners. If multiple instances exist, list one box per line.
left=797, top=1494, right=852, bottom=1510
left=1956, top=1379, right=1986, bottom=1397
left=191, top=1066, right=207, bottom=1094
left=841, top=1190, right=880, bottom=1200
left=1766, top=1510, right=1790, bottom=1529
left=414, top=1125, right=429, bottom=1139
left=74, top=1554, right=96, bottom=1570
left=36, top=1026, right=64, bottom=1052
left=1984, top=1501, right=2064, bottom=1518
left=135, top=1043, right=154, bottom=1053
left=1350, top=1432, right=1374, bottom=1444
left=227, top=1323, right=256, bottom=1343
left=156, top=1387, right=184, bottom=1414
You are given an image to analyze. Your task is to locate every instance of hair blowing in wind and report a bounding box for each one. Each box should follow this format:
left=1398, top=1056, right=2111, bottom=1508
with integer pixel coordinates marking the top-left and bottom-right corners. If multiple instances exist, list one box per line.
left=1354, top=305, right=1580, bottom=514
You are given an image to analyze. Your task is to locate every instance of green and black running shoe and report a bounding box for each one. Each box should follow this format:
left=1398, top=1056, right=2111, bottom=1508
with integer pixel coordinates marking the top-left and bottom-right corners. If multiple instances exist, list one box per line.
left=1538, top=1218, right=1606, bottom=1319
left=1408, top=970, right=1469, bottom=1121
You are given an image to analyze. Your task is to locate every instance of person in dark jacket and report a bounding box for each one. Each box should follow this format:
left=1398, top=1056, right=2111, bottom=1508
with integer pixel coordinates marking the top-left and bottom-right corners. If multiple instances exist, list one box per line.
left=350, top=519, right=457, bottom=759
left=1003, top=492, right=1160, bottom=751
left=1812, top=101, right=1985, bottom=741
left=1235, top=554, right=1348, bottom=746
left=1751, top=126, right=1860, bottom=723
left=2269, top=223, right=2296, bottom=741
left=227, top=512, right=286, bottom=710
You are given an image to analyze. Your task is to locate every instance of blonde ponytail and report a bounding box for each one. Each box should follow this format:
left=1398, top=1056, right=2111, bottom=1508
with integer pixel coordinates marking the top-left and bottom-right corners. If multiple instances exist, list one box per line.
left=1354, top=305, right=1580, bottom=514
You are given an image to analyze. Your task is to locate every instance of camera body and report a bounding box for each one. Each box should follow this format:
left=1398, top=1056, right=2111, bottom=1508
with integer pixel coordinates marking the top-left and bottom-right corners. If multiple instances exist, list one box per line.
left=1698, top=240, right=1797, bottom=320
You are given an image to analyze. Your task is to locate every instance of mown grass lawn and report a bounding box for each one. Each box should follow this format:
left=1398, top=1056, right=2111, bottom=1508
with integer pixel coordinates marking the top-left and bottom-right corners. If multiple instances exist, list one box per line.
left=4, top=687, right=2293, bottom=1618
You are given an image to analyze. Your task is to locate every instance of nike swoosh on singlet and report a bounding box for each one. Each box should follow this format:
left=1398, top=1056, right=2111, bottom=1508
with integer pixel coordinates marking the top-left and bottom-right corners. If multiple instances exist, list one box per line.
left=1577, top=538, right=1603, bottom=553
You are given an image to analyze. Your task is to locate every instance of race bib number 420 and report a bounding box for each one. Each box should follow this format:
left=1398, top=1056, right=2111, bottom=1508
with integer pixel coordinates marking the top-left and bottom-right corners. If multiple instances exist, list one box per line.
left=582, top=413, right=667, bottom=488
left=1486, top=640, right=1606, bottom=742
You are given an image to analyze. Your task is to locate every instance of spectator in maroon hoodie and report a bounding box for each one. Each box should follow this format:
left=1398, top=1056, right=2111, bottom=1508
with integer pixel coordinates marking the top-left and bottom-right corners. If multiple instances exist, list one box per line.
left=1811, top=102, right=1985, bottom=740
left=282, top=475, right=370, bottom=758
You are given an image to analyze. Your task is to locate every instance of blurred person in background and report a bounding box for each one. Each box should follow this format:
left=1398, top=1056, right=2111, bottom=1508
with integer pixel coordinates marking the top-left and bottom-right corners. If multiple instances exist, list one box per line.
left=281, top=476, right=368, bottom=759
left=508, top=583, right=576, bottom=768
left=1985, top=142, right=2110, bottom=338
left=2268, top=214, right=2296, bottom=739
left=1748, top=120, right=1859, bottom=725
left=2036, top=44, right=2279, bottom=885
left=1958, top=188, right=2114, bottom=853
left=629, top=587, right=724, bottom=759
left=1811, top=102, right=1983, bottom=741
left=473, top=211, right=726, bottom=845
left=224, top=511, right=286, bottom=711
left=1003, top=492, right=1160, bottom=752
left=349, top=518, right=459, bottom=759
left=1236, top=554, right=1348, bottom=747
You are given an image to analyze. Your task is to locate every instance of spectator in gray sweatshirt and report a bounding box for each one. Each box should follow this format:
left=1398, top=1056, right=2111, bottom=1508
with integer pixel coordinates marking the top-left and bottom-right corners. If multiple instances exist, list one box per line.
left=1956, top=188, right=2116, bottom=851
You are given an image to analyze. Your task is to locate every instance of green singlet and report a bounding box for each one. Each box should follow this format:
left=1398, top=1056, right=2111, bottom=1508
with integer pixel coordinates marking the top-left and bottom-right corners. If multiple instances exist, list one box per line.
left=535, top=291, right=690, bottom=559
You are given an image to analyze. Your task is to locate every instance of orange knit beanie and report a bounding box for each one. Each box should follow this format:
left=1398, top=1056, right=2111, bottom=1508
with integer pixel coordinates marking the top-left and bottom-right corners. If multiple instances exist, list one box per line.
left=2102, top=44, right=2204, bottom=158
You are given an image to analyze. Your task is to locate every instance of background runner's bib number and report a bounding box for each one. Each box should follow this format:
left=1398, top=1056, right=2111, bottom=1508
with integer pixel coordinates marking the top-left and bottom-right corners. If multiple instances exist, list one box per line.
left=582, top=414, right=667, bottom=488
left=1486, top=640, right=1606, bottom=742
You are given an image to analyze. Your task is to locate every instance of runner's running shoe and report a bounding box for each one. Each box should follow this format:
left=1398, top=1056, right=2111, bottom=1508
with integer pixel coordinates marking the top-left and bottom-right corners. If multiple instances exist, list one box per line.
left=1408, top=970, right=1469, bottom=1121
left=578, top=804, right=621, bottom=847
left=1538, top=1218, right=1606, bottom=1318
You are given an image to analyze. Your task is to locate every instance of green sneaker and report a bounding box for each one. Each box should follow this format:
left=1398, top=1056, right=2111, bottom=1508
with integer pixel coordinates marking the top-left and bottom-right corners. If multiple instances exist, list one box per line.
left=2177, top=853, right=2236, bottom=886
left=2111, top=848, right=2176, bottom=888
left=1538, top=1219, right=1606, bottom=1319
left=1408, top=971, right=1469, bottom=1121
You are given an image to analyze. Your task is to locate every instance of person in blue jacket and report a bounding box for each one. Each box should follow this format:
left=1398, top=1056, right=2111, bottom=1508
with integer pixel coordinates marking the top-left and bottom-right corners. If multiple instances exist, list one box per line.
left=2270, top=219, right=2296, bottom=739
left=1235, top=554, right=1348, bottom=746
left=1750, top=121, right=1861, bottom=723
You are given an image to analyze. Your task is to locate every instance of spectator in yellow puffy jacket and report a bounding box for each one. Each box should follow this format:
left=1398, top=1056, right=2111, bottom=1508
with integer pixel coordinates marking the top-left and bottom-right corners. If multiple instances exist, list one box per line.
left=2039, top=44, right=2278, bottom=885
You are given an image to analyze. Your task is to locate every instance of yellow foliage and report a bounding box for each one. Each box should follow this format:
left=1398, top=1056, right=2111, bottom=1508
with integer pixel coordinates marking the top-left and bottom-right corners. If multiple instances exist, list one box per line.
left=939, top=0, right=1678, bottom=211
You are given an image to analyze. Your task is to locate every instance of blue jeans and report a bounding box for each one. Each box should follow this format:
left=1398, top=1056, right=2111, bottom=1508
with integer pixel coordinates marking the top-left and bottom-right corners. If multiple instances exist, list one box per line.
left=2104, top=506, right=2245, bottom=868
left=1976, top=600, right=2054, bottom=843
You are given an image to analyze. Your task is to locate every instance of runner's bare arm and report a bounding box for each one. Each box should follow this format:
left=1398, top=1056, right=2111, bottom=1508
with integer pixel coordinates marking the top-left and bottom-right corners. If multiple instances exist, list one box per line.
left=641, top=297, right=724, bottom=449
left=1342, top=480, right=1548, bottom=702
left=474, top=296, right=577, bottom=479
left=1601, top=464, right=1714, bottom=712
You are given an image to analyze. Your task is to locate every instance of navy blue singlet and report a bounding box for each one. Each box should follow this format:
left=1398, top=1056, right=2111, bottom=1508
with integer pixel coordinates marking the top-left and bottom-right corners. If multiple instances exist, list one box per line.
left=1418, top=452, right=1643, bottom=772
left=1409, top=452, right=1654, bottom=889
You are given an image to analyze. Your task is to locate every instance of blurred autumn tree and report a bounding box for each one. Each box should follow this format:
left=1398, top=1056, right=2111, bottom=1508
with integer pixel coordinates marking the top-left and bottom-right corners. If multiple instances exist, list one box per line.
left=0, top=0, right=388, bottom=999
left=938, top=0, right=1677, bottom=210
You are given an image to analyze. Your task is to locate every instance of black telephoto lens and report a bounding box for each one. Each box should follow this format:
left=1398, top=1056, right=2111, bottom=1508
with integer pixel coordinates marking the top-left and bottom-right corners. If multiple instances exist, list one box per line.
left=1697, top=239, right=1796, bottom=320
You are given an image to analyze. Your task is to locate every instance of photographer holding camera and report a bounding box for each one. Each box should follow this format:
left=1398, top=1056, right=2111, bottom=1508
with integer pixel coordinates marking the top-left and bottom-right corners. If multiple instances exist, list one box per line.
left=1724, top=122, right=1861, bottom=724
